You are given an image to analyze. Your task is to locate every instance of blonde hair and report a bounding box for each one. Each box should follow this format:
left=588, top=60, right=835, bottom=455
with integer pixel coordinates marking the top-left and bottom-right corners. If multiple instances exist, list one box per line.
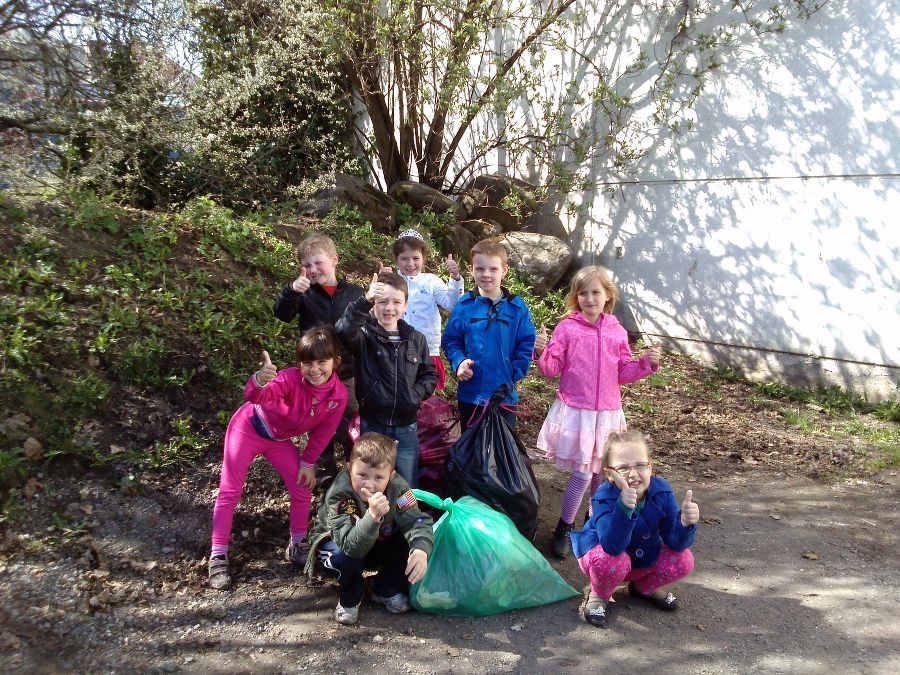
left=297, top=233, right=338, bottom=260
left=349, top=432, right=398, bottom=468
left=601, top=430, right=651, bottom=471
left=564, top=265, right=618, bottom=317
left=470, top=238, right=508, bottom=265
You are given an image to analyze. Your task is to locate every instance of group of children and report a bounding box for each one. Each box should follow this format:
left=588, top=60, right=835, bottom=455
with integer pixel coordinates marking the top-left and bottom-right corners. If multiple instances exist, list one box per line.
left=207, top=228, right=700, bottom=628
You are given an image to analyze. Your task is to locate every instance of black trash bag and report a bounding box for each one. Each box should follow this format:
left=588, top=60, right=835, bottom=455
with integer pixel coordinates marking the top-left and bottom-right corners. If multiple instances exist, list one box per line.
left=445, top=386, right=540, bottom=540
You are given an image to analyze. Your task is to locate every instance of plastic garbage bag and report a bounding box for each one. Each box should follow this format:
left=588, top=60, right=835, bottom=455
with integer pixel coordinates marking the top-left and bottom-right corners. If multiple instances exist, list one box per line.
left=445, top=385, right=540, bottom=540
left=417, top=396, right=460, bottom=492
left=410, top=490, right=579, bottom=616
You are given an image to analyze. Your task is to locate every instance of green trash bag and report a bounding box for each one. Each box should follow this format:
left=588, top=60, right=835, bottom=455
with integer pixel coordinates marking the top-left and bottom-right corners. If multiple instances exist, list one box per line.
left=410, top=489, right=579, bottom=616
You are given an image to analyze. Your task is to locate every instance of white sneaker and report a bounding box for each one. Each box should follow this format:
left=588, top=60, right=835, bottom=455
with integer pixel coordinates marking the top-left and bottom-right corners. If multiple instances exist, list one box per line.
left=335, top=601, right=361, bottom=625
left=372, top=592, right=411, bottom=614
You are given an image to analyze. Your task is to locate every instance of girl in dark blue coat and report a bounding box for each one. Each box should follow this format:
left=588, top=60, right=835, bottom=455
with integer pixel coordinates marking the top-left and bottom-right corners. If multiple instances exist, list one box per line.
left=571, top=430, right=699, bottom=627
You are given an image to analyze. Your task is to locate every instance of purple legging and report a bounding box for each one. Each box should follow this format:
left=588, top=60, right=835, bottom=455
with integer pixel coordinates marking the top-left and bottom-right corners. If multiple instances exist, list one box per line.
left=578, top=543, right=695, bottom=601
left=211, top=403, right=312, bottom=548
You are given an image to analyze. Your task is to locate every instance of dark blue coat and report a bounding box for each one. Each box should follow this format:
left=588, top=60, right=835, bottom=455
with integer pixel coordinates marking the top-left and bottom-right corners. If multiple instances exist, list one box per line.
left=571, top=476, right=697, bottom=568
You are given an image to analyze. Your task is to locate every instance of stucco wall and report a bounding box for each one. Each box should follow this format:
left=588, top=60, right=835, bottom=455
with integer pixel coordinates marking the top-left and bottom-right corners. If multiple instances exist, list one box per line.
left=571, top=1, right=900, bottom=399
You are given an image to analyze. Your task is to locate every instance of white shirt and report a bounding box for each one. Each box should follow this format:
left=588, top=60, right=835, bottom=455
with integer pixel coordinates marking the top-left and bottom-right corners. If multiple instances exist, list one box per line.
left=400, top=272, right=464, bottom=355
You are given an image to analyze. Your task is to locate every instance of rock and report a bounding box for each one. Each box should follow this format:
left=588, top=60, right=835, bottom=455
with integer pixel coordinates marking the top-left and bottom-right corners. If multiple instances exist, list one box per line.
left=499, top=232, right=573, bottom=293
left=372, top=634, right=385, bottom=643
left=520, top=209, right=568, bottom=241
left=388, top=182, right=465, bottom=220
left=299, top=172, right=398, bottom=233
left=23, top=437, right=43, bottom=461
left=456, top=187, right=488, bottom=217
left=458, top=219, right=503, bottom=240
left=0, top=630, right=21, bottom=651
left=443, top=224, right=477, bottom=260
left=466, top=173, right=540, bottom=210
left=468, top=205, right=518, bottom=232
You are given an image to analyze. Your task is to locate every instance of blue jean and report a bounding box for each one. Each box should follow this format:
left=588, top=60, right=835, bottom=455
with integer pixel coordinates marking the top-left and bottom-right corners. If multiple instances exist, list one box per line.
left=317, top=536, right=411, bottom=607
left=359, top=419, right=419, bottom=487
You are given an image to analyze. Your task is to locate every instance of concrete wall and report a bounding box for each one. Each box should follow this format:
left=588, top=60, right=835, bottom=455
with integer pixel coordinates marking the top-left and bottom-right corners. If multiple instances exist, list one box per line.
left=570, top=1, right=900, bottom=399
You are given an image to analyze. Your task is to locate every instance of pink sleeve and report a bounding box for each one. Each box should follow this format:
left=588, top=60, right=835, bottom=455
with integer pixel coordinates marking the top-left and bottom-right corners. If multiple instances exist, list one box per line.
left=617, top=341, right=658, bottom=385
left=300, top=389, right=349, bottom=465
left=537, top=324, right=567, bottom=378
left=243, top=370, right=292, bottom=404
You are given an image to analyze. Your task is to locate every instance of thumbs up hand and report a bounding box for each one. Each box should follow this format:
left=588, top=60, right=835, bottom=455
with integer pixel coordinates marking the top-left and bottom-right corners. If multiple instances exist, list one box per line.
left=375, top=258, right=393, bottom=274
left=680, top=489, right=699, bottom=527
left=446, top=254, right=461, bottom=280
left=291, top=267, right=311, bottom=294
left=257, top=350, right=278, bottom=385
left=534, top=324, right=549, bottom=356
left=646, top=341, right=662, bottom=367
left=609, top=468, right=638, bottom=510
left=366, top=272, right=386, bottom=302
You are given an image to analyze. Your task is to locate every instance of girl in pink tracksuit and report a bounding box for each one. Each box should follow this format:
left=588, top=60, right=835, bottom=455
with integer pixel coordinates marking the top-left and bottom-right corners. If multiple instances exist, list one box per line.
left=208, top=327, right=348, bottom=590
left=533, top=266, right=661, bottom=560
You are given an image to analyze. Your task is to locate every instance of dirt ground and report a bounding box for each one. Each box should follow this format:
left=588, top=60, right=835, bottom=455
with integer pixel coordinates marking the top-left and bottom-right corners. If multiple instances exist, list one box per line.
left=2, top=355, right=899, bottom=674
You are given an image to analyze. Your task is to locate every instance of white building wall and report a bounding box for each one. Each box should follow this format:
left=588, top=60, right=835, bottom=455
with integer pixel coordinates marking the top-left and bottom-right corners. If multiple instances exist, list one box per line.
left=570, top=1, right=900, bottom=399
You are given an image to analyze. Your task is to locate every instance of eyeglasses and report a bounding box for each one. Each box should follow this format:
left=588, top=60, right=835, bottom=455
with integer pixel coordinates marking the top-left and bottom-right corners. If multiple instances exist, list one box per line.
left=610, top=463, right=651, bottom=476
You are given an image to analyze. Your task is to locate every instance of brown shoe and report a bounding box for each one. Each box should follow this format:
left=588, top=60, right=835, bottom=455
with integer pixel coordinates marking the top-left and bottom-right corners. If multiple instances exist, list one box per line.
left=629, top=582, right=678, bottom=611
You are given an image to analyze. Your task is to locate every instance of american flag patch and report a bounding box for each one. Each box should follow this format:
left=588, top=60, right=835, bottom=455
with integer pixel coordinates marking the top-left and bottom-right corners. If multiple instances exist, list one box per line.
left=396, top=490, right=417, bottom=511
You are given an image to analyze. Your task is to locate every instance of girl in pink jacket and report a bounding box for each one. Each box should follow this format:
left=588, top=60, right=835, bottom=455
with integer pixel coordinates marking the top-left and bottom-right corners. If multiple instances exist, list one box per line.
left=208, top=327, right=348, bottom=590
left=533, top=266, right=660, bottom=560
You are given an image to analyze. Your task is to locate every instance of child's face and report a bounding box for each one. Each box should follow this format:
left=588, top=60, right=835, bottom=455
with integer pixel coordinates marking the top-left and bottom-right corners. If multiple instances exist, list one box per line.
left=396, top=247, right=425, bottom=277
left=301, top=250, right=339, bottom=285
left=373, top=284, right=408, bottom=331
left=299, top=357, right=335, bottom=386
left=349, top=459, right=394, bottom=498
left=605, top=442, right=652, bottom=500
left=576, top=278, right=609, bottom=322
left=471, top=253, right=508, bottom=298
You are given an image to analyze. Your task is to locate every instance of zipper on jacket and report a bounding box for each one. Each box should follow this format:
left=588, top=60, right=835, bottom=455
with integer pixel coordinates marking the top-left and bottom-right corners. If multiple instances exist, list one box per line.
left=389, top=344, right=399, bottom=425
left=595, top=314, right=603, bottom=408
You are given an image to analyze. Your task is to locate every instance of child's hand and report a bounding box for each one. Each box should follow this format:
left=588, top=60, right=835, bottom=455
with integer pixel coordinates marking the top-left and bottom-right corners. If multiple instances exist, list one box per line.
left=257, top=350, right=278, bottom=385
left=446, top=254, right=460, bottom=280
left=297, top=465, right=316, bottom=489
left=456, top=358, right=475, bottom=381
left=609, top=468, right=638, bottom=510
left=406, top=548, right=428, bottom=583
left=366, top=272, right=386, bottom=302
left=375, top=258, right=393, bottom=274
left=680, top=489, right=699, bottom=527
left=647, top=342, right=662, bottom=367
left=534, top=324, right=549, bottom=356
left=360, top=487, right=390, bottom=521
left=291, top=267, right=311, bottom=294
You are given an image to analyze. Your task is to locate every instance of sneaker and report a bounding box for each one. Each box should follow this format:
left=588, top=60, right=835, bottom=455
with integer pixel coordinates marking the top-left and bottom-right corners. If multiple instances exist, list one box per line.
left=371, top=592, right=411, bottom=614
left=583, top=591, right=609, bottom=628
left=208, top=555, right=231, bottom=590
left=335, top=601, right=361, bottom=625
left=629, top=582, right=679, bottom=611
left=550, top=519, right=573, bottom=559
left=285, top=538, right=311, bottom=567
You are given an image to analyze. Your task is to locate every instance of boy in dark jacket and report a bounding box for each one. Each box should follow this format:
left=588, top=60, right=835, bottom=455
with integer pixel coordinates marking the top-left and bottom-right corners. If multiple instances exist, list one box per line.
left=305, top=432, right=434, bottom=625
left=336, top=271, right=437, bottom=486
left=273, top=233, right=364, bottom=480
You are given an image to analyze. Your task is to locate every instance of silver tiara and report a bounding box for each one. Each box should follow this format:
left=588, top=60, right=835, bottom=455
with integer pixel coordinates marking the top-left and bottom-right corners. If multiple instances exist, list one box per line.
left=397, top=228, right=425, bottom=242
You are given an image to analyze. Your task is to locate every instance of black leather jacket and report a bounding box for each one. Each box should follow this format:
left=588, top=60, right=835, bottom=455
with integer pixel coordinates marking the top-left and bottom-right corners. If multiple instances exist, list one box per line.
left=336, top=296, right=437, bottom=426
left=273, top=278, right=365, bottom=379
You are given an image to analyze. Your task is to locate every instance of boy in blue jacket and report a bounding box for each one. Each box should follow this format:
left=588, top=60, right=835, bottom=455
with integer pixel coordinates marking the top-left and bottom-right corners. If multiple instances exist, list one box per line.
left=441, top=239, right=536, bottom=429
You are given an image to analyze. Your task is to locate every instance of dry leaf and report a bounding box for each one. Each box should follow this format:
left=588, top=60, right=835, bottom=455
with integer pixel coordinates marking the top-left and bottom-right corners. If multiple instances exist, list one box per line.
left=801, top=551, right=819, bottom=560
left=23, top=437, right=44, bottom=461
left=695, top=623, right=705, bottom=631
left=770, top=514, right=782, bottom=520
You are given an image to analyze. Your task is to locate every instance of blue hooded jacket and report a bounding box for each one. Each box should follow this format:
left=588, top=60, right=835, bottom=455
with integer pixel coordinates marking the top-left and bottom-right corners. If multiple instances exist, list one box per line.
left=441, top=288, right=536, bottom=405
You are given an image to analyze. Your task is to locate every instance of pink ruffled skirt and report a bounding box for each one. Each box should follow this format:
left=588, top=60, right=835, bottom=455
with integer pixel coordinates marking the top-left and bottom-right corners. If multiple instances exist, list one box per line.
left=536, top=400, right=626, bottom=474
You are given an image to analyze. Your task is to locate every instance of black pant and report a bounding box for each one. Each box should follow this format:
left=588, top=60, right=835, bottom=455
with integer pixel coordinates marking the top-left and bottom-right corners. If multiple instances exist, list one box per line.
left=458, top=401, right=516, bottom=431
left=317, top=534, right=410, bottom=607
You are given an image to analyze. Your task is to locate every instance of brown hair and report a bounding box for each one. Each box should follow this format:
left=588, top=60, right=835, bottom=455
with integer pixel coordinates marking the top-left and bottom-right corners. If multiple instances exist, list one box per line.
left=297, top=233, right=338, bottom=259
left=294, top=325, right=342, bottom=366
left=377, top=271, right=408, bottom=300
left=563, top=265, right=618, bottom=317
left=470, top=238, right=508, bottom=265
left=349, top=432, right=398, bottom=468
left=601, top=430, right=651, bottom=471
left=393, top=236, right=428, bottom=258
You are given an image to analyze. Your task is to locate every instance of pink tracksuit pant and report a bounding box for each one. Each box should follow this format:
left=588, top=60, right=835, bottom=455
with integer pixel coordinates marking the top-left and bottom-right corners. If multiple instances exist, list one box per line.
left=211, top=403, right=311, bottom=548
left=578, top=543, right=694, bottom=600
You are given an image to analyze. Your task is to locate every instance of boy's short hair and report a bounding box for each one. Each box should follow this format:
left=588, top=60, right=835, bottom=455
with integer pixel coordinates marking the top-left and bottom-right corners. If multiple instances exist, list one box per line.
left=349, top=432, right=398, bottom=468
left=297, top=233, right=337, bottom=259
left=295, top=325, right=341, bottom=364
left=470, top=238, right=508, bottom=265
left=378, top=271, right=409, bottom=300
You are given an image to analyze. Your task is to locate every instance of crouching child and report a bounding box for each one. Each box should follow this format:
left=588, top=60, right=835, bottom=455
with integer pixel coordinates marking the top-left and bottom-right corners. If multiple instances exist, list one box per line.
left=305, top=432, right=434, bottom=625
